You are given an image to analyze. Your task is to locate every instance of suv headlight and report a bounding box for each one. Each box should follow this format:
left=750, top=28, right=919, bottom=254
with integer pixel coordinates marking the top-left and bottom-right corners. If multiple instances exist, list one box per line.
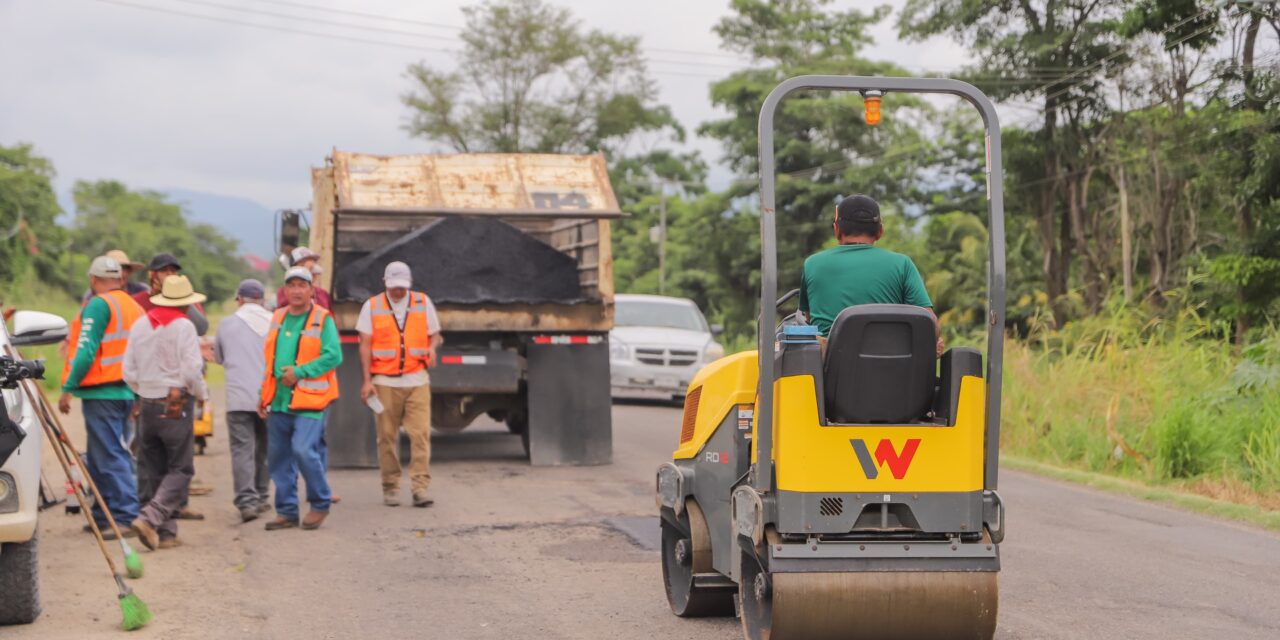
left=609, top=337, right=631, bottom=361
left=0, top=472, right=18, bottom=514
left=703, top=341, right=725, bottom=362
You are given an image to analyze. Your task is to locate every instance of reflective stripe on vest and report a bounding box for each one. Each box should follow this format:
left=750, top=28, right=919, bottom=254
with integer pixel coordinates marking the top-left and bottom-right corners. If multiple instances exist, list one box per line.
left=369, top=291, right=432, bottom=377
left=61, top=289, right=144, bottom=388
left=259, top=305, right=340, bottom=412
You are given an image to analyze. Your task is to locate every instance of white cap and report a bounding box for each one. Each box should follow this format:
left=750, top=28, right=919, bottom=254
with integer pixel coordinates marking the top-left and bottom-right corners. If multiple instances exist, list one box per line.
left=383, top=261, right=412, bottom=289
left=88, top=256, right=123, bottom=279
left=283, top=266, right=313, bottom=283
left=291, top=246, right=320, bottom=263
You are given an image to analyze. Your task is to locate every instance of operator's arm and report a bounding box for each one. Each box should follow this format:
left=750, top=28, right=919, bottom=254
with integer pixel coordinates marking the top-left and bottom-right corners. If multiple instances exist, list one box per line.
left=294, top=315, right=343, bottom=378
left=62, top=297, right=111, bottom=391
left=902, top=258, right=943, bottom=355
left=424, top=295, right=443, bottom=346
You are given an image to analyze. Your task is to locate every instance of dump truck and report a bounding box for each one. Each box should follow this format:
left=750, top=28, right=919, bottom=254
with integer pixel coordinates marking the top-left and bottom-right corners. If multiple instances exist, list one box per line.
left=287, top=150, right=618, bottom=466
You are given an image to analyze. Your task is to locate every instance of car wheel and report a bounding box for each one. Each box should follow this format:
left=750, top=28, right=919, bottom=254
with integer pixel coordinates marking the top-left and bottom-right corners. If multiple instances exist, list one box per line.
left=0, top=531, right=42, bottom=625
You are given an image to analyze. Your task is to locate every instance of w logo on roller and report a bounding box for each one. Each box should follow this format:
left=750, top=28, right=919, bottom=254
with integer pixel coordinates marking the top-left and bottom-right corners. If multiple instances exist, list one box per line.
left=850, top=438, right=921, bottom=480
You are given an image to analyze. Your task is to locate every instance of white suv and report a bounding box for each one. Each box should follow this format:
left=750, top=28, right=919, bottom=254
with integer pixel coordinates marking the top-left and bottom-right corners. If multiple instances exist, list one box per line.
left=0, top=310, right=70, bottom=625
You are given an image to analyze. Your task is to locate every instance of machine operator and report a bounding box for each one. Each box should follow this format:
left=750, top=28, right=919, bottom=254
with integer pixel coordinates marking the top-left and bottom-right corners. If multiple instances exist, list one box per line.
left=799, top=194, right=944, bottom=356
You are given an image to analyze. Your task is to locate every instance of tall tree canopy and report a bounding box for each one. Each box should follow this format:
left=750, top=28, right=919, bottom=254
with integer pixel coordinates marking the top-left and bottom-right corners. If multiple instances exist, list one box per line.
left=68, top=181, right=248, bottom=302
left=402, top=0, right=680, bottom=155
left=0, top=143, right=67, bottom=291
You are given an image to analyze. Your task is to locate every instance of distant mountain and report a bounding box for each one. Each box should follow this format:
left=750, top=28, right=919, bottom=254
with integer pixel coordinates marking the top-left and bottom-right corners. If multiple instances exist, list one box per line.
left=161, top=188, right=278, bottom=259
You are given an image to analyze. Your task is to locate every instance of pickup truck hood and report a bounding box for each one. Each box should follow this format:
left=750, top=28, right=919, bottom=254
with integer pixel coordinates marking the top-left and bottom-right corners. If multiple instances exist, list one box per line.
left=610, top=326, right=711, bottom=350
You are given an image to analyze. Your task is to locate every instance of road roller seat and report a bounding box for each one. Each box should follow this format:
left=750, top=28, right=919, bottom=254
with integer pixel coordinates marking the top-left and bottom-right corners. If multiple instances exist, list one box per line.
left=823, top=304, right=937, bottom=424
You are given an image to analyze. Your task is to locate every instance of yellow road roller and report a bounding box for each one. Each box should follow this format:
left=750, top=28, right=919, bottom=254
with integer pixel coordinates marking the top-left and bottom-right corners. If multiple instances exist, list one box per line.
left=656, top=75, right=1008, bottom=640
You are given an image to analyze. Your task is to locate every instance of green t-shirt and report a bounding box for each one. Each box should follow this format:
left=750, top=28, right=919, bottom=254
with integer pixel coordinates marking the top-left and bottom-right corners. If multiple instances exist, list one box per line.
left=799, top=244, right=933, bottom=336
left=269, top=310, right=342, bottom=419
left=62, top=296, right=135, bottom=400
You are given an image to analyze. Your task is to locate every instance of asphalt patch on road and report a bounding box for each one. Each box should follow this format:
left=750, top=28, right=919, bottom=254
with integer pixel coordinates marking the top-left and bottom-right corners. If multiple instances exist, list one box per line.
left=604, top=515, right=660, bottom=551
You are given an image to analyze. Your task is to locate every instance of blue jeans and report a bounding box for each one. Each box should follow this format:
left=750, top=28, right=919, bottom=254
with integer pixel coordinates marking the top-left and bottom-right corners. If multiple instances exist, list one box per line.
left=82, top=399, right=139, bottom=527
left=267, top=412, right=332, bottom=520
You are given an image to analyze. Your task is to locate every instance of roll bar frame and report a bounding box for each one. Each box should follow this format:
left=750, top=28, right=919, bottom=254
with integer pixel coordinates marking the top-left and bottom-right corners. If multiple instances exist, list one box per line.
left=754, top=76, right=1007, bottom=494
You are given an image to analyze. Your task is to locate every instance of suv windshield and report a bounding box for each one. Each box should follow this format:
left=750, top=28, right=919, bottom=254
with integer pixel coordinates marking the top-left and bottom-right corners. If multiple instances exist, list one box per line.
left=616, top=300, right=708, bottom=332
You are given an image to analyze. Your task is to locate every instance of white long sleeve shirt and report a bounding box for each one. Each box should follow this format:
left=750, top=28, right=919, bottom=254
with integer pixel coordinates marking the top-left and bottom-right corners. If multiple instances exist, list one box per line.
left=123, top=315, right=208, bottom=401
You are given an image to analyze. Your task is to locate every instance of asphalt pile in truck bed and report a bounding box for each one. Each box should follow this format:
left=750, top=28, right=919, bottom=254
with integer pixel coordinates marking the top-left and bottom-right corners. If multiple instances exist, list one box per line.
left=334, top=216, right=589, bottom=304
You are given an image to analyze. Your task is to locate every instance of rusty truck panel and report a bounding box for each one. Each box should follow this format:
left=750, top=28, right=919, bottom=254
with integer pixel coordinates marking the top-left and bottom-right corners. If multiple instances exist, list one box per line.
left=313, top=150, right=616, bottom=334
left=331, top=151, right=622, bottom=218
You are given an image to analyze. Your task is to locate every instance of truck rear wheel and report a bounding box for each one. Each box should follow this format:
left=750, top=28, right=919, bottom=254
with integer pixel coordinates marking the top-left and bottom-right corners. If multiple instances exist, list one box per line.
left=0, top=532, right=41, bottom=625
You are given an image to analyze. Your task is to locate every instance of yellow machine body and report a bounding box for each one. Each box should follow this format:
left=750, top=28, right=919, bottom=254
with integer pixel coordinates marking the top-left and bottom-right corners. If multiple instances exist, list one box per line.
left=675, top=351, right=985, bottom=495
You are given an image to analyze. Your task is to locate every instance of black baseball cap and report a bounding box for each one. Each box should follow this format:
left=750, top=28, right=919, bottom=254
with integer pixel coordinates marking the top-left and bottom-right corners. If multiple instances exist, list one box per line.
left=836, top=195, right=881, bottom=223
left=147, top=253, right=182, bottom=271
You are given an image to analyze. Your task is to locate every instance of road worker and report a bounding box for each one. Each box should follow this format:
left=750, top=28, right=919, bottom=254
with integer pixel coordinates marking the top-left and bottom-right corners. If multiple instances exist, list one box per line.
left=122, top=275, right=208, bottom=550
left=357, top=261, right=441, bottom=508
left=799, top=194, right=944, bottom=356
left=60, top=255, right=145, bottom=537
left=259, top=267, right=341, bottom=531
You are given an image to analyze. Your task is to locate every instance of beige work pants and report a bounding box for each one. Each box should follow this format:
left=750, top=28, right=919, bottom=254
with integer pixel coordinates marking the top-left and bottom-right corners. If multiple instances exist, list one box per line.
left=373, top=383, right=432, bottom=494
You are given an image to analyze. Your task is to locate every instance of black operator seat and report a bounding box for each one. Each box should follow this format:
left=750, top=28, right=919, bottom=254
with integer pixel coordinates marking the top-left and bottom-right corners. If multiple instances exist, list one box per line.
left=823, top=304, right=937, bottom=424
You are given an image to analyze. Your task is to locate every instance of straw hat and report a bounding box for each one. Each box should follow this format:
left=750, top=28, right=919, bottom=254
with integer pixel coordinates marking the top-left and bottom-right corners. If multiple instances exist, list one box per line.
left=105, top=249, right=145, bottom=271
left=150, top=275, right=207, bottom=307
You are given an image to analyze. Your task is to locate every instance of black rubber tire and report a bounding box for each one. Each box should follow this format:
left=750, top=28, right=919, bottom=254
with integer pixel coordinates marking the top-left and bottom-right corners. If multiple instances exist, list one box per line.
left=0, top=531, right=42, bottom=625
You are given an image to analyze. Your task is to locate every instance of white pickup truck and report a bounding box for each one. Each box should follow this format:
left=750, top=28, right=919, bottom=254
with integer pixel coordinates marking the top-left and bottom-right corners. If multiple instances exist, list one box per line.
left=0, top=310, right=70, bottom=625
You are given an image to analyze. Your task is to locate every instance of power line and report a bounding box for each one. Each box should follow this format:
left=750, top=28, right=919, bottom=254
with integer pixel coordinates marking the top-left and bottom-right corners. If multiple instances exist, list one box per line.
left=165, top=0, right=467, bottom=43
left=90, top=0, right=460, bottom=54
left=256, top=0, right=462, bottom=32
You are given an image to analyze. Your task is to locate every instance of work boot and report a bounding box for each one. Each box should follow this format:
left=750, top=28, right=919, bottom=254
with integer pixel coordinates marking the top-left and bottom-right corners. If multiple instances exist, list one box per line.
left=332, top=495, right=342, bottom=505
left=240, top=506, right=260, bottom=523
left=177, top=507, right=205, bottom=520
left=257, top=502, right=273, bottom=514
left=300, top=511, right=328, bottom=530
left=383, top=490, right=400, bottom=507
left=412, top=491, right=434, bottom=508
left=264, top=517, right=298, bottom=531
left=158, top=537, right=182, bottom=550
left=130, top=519, right=159, bottom=550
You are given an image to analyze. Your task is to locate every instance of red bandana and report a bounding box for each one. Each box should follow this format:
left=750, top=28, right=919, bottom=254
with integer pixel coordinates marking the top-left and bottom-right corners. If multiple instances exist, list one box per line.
left=147, top=306, right=186, bottom=329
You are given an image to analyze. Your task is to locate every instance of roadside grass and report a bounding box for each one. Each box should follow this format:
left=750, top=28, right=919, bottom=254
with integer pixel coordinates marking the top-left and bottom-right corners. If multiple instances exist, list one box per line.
left=1001, top=304, right=1280, bottom=524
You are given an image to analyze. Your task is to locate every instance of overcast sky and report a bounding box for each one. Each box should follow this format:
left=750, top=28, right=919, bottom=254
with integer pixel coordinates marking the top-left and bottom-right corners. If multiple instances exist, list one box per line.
left=0, top=0, right=973, bottom=211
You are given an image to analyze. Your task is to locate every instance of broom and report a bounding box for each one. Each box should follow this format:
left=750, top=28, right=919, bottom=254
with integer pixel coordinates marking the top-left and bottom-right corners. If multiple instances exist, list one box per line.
left=19, top=375, right=145, bottom=579
left=35, top=385, right=152, bottom=630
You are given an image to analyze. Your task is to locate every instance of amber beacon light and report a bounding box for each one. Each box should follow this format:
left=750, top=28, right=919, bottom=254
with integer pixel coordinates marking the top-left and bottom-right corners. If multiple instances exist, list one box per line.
left=863, top=90, right=882, bottom=125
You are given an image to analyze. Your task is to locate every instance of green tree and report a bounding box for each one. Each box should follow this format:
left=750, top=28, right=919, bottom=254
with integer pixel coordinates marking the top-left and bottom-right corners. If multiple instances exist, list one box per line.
left=68, top=181, right=247, bottom=302
left=402, top=0, right=680, bottom=154
left=901, top=0, right=1130, bottom=319
left=0, top=143, right=67, bottom=293
left=697, top=0, right=934, bottom=340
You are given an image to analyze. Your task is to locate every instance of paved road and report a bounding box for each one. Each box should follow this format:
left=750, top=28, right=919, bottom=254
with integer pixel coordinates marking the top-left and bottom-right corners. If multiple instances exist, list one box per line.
left=15, top=400, right=1280, bottom=639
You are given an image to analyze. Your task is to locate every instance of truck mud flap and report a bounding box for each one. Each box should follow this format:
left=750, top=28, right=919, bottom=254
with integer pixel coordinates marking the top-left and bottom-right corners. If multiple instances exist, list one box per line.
left=431, top=350, right=522, bottom=394
left=526, top=336, right=612, bottom=466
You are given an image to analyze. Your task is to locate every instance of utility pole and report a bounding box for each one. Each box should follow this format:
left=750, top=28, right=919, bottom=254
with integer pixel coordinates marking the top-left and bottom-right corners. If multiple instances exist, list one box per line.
left=1118, top=78, right=1133, bottom=303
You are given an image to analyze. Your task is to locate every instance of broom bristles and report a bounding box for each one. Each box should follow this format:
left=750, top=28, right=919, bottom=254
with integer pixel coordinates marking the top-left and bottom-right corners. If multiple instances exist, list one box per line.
left=119, top=592, right=153, bottom=631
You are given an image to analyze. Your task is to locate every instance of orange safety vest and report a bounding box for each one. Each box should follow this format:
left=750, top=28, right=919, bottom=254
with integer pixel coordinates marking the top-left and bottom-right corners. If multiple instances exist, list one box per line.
left=368, top=291, right=433, bottom=376
left=62, top=289, right=144, bottom=388
left=260, top=304, right=340, bottom=412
